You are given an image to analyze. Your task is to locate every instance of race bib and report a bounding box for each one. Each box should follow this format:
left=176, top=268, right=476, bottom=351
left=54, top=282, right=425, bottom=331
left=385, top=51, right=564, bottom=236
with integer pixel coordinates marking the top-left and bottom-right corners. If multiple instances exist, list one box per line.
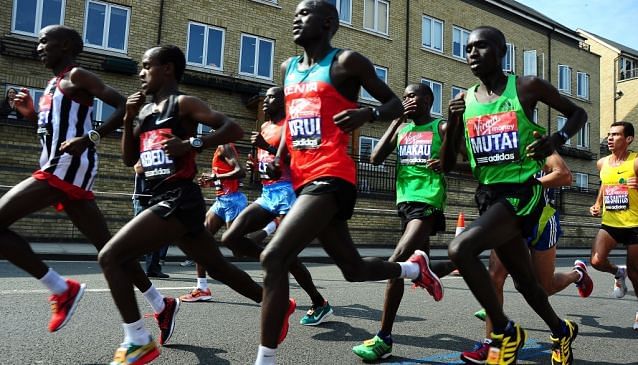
left=37, top=87, right=54, bottom=136
left=288, top=97, right=321, bottom=150
left=257, top=149, right=273, bottom=179
left=604, top=185, right=629, bottom=211
left=398, top=131, right=433, bottom=165
left=467, top=111, right=519, bottom=165
left=139, top=128, right=175, bottom=180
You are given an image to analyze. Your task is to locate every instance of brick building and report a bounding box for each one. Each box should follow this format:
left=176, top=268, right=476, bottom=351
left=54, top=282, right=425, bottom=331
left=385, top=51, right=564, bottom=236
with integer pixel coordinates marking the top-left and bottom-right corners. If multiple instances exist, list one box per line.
left=1, top=0, right=602, bottom=246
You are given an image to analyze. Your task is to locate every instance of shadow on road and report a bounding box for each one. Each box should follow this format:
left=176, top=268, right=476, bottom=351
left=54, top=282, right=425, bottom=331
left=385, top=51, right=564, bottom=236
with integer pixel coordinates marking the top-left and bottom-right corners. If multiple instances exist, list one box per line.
left=166, top=343, right=230, bottom=365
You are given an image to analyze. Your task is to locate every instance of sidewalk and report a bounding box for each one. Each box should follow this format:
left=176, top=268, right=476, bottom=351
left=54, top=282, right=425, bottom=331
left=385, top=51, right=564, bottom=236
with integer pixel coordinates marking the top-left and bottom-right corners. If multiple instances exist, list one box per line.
left=28, top=242, right=623, bottom=263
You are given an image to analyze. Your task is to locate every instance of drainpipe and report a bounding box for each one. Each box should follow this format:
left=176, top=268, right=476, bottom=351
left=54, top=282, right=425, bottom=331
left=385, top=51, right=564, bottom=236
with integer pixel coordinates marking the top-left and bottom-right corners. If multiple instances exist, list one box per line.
left=404, top=0, right=410, bottom=86
left=157, top=0, right=165, bottom=45
left=613, top=55, right=619, bottom=123
left=547, top=28, right=553, bottom=132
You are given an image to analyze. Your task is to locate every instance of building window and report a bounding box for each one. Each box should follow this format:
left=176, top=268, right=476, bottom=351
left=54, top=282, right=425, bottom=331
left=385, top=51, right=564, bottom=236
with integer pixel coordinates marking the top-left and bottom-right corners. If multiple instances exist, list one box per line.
left=326, top=0, right=352, bottom=23
left=532, top=108, right=538, bottom=123
left=93, top=98, right=115, bottom=123
left=577, top=122, right=590, bottom=149
left=186, top=22, right=225, bottom=70
left=4, top=85, right=44, bottom=118
left=558, top=65, right=571, bottom=94
left=573, top=172, right=588, bottom=191
left=557, top=116, right=570, bottom=145
left=363, top=0, right=389, bottom=35
left=421, top=78, right=442, bottom=115
left=619, top=57, right=637, bottom=80
left=197, top=123, right=213, bottom=136
left=239, top=34, right=274, bottom=80
left=361, top=65, right=388, bottom=102
left=12, top=0, right=65, bottom=36
left=451, top=86, right=465, bottom=100
left=576, top=72, right=589, bottom=100
left=359, top=136, right=380, bottom=160
left=502, top=43, right=515, bottom=73
left=523, top=50, right=537, bottom=76
left=422, top=15, right=443, bottom=52
left=452, top=26, right=470, bottom=59
left=84, top=0, right=130, bottom=53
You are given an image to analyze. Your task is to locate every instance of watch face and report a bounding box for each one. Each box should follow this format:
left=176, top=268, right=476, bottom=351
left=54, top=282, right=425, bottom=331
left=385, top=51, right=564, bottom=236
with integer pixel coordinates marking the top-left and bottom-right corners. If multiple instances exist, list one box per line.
left=88, top=130, right=100, bottom=142
left=191, top=138, right=203, bottom=148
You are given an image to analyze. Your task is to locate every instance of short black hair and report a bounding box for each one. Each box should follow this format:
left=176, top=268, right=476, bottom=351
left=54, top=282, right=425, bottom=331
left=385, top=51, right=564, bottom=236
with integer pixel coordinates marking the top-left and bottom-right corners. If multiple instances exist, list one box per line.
left=43, top=25, right=84, bottom=57
left=304, top=0, right=339, bottom=36
left=473, top=26, right=507, bottom=57
left=611, top=121, right=635, bottom=137
left=407, top=83, right=434, bottom=103
left=151, top=45, right=186, bottom=82
left=267, top=86, right=284, bottom=98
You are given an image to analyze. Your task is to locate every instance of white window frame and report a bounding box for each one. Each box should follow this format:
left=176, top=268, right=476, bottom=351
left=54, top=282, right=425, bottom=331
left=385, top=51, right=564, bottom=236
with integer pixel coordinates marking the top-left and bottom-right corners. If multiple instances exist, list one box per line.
left=576, top=71, right=589, bottom=100
left=421, top=78, right=443, bottom=116
left=361, top=65, right=388, bottom=102
left=451, top=86, right=465, bottom=100
left=11, top=0, right=66, bottom=36
left=328, top=0, right=352, bottom=24
left=573, top=172, right=588, bottom=191
left=422, top=15, right=443, bottom=52
left=619, top=57, right=638, bottom=80
left=83, top=0, right=131, bottom=53
left=93, top=98, right=116, bottom=123
left=363, top=0, right=389, bottom=35
left=359, top=135, right=380, bottom=160
left=186, top=22, right=225, bottom=71
left=197, top=123, right=213, bottom=136
left=523, top=49, right=537, bottom=76
left=577, top=122, right=590, bottom=149
left=502, top=43, right=515, bottom=73
left=238, top=34, right=275, bottom=80
left=452, top=26, right=470, bottom=59
left=558, top=65, right=571, bottom=94
left=532, top=108, right=538, bottom=123
left=557, top=116, right=570, bottom=146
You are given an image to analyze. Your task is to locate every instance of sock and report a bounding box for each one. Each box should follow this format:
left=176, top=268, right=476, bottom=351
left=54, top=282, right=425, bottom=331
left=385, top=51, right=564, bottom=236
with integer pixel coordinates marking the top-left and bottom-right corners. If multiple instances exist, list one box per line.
left=39, top=268, right=68, bottom=295
left=123, top=319, right=151, bottom=346
left=142, top=285, right=165, bottom=314
left=197, top=277, right=208, bottom=290
left=263, top=221, right=277, bottom=236
left=399, top=262, right=420, bottom=280
left=254, top=345, right=276, bottom=365
left=376, top=330, right=392, bottom=344
left=615, top=266, right=625, bottom=278
left=493, top=320, right=514, bottom=335
left=573, top=268, right=584, bottom=282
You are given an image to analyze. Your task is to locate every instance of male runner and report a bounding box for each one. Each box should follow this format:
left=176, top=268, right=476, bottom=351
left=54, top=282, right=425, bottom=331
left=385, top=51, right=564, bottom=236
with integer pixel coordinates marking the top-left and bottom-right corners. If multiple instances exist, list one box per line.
left=590, top=121, right=638, bottom=330
left=220, top=86, right=332, bottom=325
left=4, top=25, right=173, bottom=339
left=97, top=45, right=264, bottom=365
left=179, top=142, right=248, bottom=302
left=461, top=152, right=594, bottom=363
left=254, top=2, right=442, bottom=364
left=440, top=26, right=587, bottom=364
left=352, top=83, right=453, bottom=361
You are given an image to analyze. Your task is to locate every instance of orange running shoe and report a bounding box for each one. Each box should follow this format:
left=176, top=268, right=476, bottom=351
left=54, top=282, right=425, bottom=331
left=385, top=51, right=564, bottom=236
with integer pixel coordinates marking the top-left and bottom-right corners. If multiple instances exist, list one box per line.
left=278, top=298, right=296, bottom=344
left=48, top=279, right=86, bottom=332
left=179, top=288, right=213, bottom=302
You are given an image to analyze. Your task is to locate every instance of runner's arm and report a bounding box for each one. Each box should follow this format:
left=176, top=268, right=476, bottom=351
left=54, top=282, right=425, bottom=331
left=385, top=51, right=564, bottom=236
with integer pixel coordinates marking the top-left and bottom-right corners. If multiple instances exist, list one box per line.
left=537, top=152, right=572, bottom=189
left=180, top=95, right=243, bottom=151
left=217, top=144, right=246, bottom=180
left=370, top=117, right=405, bottom=165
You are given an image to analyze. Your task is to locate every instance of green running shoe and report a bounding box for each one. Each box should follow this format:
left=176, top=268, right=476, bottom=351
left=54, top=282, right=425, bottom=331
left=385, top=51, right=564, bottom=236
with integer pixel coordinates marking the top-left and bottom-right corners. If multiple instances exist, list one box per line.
left=300, top=301, right=333, bottom=326
left=474, top=308, right=487, bottom=321
left=352, top=335, right=392, bottom=361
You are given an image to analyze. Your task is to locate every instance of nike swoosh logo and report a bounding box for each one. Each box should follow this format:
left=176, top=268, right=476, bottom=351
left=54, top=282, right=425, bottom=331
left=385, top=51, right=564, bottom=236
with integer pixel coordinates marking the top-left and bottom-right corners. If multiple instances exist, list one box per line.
left=155, top=117, right=173, bottom=125
left=617, top=171, right=626, bottom=174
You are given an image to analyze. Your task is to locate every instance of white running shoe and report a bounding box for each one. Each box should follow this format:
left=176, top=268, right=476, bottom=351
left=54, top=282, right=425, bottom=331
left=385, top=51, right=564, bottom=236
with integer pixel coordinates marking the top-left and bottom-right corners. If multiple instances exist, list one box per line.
left=613, top=266, right=628, bottom=298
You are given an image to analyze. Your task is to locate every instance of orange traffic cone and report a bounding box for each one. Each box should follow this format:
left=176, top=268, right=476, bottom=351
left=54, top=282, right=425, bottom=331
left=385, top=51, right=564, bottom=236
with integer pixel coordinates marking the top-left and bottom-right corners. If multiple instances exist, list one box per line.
left=455, top=212, right=465, bottom=237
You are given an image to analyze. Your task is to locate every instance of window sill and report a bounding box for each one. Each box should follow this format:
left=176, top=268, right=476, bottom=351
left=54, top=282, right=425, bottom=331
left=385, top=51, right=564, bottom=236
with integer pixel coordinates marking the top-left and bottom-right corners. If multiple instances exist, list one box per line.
left=186, top=65, right=225, bottom=75
left=340, top=23, right=392, bottom=41
left=236, top=73, right=275, bottom=85
left=83, top=46, right=130, bottom=58
left=249, top=0, right=282, bottom=9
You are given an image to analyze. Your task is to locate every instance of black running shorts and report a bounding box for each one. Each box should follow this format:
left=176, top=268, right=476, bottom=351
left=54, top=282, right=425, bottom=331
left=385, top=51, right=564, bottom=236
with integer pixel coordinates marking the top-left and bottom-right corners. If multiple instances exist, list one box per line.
left=296, top=177, right=357, bottom=220
left=397, top=202, right=446, bottom=235
left=600, top=224, right=638, bottom=245
left=147, top=181, right=207, bottom=236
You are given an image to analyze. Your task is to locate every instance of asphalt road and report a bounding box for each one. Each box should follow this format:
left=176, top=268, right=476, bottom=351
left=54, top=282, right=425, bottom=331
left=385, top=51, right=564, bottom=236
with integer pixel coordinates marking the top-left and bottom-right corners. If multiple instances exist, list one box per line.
left=0, top=258, right=636, bottom=365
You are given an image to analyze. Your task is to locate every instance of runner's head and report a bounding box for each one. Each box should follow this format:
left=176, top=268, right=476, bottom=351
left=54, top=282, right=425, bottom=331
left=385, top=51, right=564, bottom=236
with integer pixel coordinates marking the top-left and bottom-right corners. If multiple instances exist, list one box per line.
left=466, top=26, right=507, bottom=77
left=403, top=83, right=434, bottom=119
left=263, top=87, right=285, bottom=119
left=37, top=25, right=84, bottom=69
left=140, top=45, right=186, bottom=93
left=293, top=1, right=339, bottom=46
left=608, top=121, right=635, bottom=152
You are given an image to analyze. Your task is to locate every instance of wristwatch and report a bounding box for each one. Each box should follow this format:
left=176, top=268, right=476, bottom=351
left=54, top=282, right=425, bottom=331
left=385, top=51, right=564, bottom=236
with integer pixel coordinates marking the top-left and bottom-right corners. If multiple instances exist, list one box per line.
left=189, top=137, right=204, bottom=152
left=87, top=130, right=101, bottom=146
left=370, top=107, right=381, bottom=122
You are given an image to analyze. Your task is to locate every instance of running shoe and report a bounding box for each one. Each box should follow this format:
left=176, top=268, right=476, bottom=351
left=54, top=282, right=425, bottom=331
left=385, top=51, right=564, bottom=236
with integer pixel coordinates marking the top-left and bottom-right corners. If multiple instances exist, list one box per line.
left=180, top=259, right=195, bottom=267
left=179, top=288, right=213, bottom=302
left=300, top=301, right=333, bottom=326
left=110, top=337, right=160, bottom=365
left=486, top=322, right=526, bottom=365
left=154, top=297, right=180, bottom=345
left=352, top=335, right=392, bottom=361
left=460, top=338, right=491, bottom=364
left=474, top=308, right=487, bottom=322
left=550, top=319, right=578, bottom=365
left=48, top=279, right=86, bottom=332
left=613, top=266, right=627, bottom=298
left=573, top=260, right=593, bottom=298
left=633, top=312, right=638, bottom=331
left=408, top=250, right=444, bottom=301
left=278, top=298, right=296, bottom=344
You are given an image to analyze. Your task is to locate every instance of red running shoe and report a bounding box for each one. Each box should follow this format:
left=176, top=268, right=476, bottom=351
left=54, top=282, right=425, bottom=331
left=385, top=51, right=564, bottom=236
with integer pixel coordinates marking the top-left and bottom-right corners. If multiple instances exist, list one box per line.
left=573, top=260, right=593, bottom=298
left=460, top=338, right=491, bottom=364
left=154, top=297, right=180, bottom=345
left=408, top=250, right=444, bottom=301
left=48, top=279, right=86, bottom=332
left=278, top=298, right=296, bottom=344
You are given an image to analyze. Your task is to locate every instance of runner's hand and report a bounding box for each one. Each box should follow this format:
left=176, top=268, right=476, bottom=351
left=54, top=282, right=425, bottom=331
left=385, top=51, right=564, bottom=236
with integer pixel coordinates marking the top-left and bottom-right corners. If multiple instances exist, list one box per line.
left=447, top=92, right=465, bottom=126
left=527, top=130, right=560, bottom=160
left=589, top=203, right=601, bottom=217
left=246, top=153, right=257, bottom=172
left=265, top=156, right=282, bottom=180
left=334, top=107, right=372, bottom=133
left=160, top=132, right=190, bottom=157
left=627, top=177, right=638, bottom=189
left=426, top=159, right=441, bottom=172
left=60, top=135, right=91, bottom=155
left=403, top=99, right=418, bottom=117
left=250, top=131, right=270, bottom=150
left=13, top=88, right=35, bottom=117
left=125, top=91, right=145, bottom=121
